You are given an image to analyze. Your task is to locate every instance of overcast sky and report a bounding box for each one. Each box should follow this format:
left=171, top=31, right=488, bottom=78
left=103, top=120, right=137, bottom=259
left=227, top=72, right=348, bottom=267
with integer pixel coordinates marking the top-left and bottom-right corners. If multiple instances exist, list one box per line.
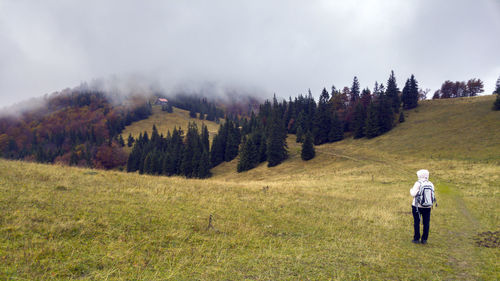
left=1, top=0, right=499, bottom=108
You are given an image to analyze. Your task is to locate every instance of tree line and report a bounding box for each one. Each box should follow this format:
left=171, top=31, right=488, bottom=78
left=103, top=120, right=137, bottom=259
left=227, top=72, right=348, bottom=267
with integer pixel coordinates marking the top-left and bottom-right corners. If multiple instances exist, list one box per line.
left=0, top=88, right=152, bottom=168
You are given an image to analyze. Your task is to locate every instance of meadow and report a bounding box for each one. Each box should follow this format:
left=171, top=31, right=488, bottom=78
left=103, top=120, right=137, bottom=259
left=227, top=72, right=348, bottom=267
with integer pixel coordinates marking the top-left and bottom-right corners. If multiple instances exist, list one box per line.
left=0, top=95, right=498, bottom=280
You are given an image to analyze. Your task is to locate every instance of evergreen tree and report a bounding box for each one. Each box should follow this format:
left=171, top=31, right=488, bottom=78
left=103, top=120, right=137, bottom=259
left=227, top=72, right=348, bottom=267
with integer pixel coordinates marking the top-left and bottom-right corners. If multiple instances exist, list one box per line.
left=350, top=76, right=361, bottom=102
left=118, top=135, right=125, bottom=147
left=201, top=124, right=210, bottom=152
left=198, top=150, right=211, bottom=178
left=143, top=152, right=154, bottom=174
left=377, top=94, right=394, bottom=134
left=402, top=75, right=419, bottom=109
left=301, top=131, right=315, bottom=161
left=494, top=76, right=500, bottom=95
left=237, top=136, right=259, bottom=172
left=386, top=70, right=401, bottom=113
left=295, top=110, right=306, bottom=143
left=180, top=122, right=199, bottom=177
left=399, top=111, right=405, bottom=122
left=224, top=120, right=240, bottom=162
left=409, top=75, right=419, bottom=109
left=127, top=133, right=135, bottom=147
left=313, top=88, right=332, bottom=145
left=365, top=101, right=380, bottom=138
left=266, top=110, right=288, bottom=167
left=352, top=102, right=366, bottom=139
left=328, top=111, right=344, bottom=142
left=189, top=108, right=197, bottom=118
left=493, top=95, right=500, bottom=111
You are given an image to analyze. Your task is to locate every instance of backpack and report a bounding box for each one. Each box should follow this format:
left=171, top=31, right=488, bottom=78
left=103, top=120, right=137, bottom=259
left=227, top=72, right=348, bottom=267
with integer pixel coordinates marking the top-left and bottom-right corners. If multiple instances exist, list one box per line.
left=416, top=180, right=435, bottom=208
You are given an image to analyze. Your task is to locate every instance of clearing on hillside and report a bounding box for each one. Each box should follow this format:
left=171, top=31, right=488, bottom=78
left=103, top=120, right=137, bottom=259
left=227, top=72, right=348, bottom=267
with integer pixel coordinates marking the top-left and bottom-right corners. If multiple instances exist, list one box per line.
left=1, top=95, right=498, bottom=280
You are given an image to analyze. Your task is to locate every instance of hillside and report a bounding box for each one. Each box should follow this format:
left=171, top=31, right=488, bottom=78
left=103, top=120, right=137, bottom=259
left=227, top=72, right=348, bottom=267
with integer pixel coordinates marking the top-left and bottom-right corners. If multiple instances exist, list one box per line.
left=121, top=105, right=221, bottom=141
left=1, top=96, right=499, bottom=280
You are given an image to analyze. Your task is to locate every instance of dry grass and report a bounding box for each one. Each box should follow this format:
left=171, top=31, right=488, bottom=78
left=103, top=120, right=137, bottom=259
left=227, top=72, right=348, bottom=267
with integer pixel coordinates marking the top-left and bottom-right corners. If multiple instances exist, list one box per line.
left=121, top=105, right=221, bottom=140
left=0, top=95, right=499, bottom=280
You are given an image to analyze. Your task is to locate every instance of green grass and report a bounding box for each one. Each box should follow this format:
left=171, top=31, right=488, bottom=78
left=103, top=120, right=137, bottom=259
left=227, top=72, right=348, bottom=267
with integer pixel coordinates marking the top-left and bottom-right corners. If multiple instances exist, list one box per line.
left=1, top=96, right=499, bottom=280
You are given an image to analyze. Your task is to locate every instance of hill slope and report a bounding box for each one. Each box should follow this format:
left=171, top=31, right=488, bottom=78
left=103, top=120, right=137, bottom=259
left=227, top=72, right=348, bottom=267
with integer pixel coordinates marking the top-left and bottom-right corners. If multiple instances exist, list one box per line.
left=1, top=96, right=499, bottom=280
left=121, top=105, right=221, bottom=141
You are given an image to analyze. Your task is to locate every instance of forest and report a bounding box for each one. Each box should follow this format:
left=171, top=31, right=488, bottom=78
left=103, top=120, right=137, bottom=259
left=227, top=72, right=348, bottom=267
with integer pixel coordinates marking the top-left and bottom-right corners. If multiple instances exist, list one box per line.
left=2, top=72, right=496, bottom=178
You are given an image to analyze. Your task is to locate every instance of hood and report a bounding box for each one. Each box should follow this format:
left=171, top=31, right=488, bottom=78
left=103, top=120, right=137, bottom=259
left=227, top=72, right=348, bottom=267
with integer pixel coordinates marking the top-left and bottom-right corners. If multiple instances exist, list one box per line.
left=417, top=169, right=429, bottom=180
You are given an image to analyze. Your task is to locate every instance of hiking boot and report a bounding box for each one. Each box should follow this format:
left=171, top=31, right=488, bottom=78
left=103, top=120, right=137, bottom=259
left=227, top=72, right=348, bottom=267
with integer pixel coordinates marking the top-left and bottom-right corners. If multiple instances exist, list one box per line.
left=421, top=240, right=427, bottom=244
left=412, top=239, right=420, bottom=244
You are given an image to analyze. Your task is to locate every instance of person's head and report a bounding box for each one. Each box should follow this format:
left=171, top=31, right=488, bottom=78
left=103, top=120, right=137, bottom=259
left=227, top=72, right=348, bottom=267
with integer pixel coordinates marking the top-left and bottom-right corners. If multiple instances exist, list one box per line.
left=417, top=169, right=429, bottom=180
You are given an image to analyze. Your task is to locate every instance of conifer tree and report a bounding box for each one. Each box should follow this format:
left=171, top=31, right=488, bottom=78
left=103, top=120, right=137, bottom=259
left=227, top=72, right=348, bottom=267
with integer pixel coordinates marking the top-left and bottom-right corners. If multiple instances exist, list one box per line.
left=402, top=75, right=419, bottom=109
left=198, top=150, right=211, bottom=178
left=224, top=120, right=240, bottom=162
left=493, top=94, right=500, bottom=111
left=201, top=124, right=210, bottom=152
left=352, top=102, right=366, bottom=139
left=127, top=133, right=135, bottom=147
left=493, top=76, right=500, bottom=111
left=118, top=135, right=125, bottom=147
left=377, top=94, right=394, bottom=134
left=494, top=76, right=500, bottom=95
left=386, top=70, right=401, bottom=113
left=328, top=111, right=344, bottom=142
left=399, top=111, right=405, bottom=122
left=266, top=110, right=288, bottom=167
left=365, top=101, right=380, bottom=138
left=143, top=152, right=154, bottom=174
left=313, top=88, right=332, bottom=145
left=301, top=131, right=315, bottom=161
left=295, top=110, right=306, bottom=143
left=237, top=136, right=259, bottom=172
left=350, top=76, right=361, bottom=102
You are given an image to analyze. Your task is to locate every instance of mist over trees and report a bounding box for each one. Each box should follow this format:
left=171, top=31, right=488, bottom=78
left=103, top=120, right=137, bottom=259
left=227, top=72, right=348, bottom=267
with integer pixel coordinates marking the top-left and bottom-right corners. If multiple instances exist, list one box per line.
left=0, top=70, right=430, bottom=176
left=0, top=88, right=152, bottom=168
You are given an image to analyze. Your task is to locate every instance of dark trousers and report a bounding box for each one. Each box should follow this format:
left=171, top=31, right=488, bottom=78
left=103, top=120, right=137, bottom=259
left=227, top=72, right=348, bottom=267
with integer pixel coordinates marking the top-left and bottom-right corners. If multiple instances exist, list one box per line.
left=412, top=205, right=431, bottom=241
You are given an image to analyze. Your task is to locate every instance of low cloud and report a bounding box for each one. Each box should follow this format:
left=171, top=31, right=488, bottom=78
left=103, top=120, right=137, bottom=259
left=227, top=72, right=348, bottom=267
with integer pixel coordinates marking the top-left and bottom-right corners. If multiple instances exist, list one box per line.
left=0, top=0, right=499, bottom=108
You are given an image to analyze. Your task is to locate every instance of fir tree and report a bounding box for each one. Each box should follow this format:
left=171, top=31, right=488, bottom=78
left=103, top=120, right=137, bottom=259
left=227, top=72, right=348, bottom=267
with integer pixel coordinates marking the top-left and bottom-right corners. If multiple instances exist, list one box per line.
left=328, top=111, right=344, bottom=142
left=198, top=150, right=211, bottom=178
left=266, top=110, right=288, bottom=167
left=143, top=152, right=154, bottom=174
left=127, top=133, right=135, bottom=147
left=365, top=101, right=380, bottom=138
left=350, top=76, right=360, bottom=102
left=399, top=111, right=405, bottom=122
left=301, top=131, right=315, bottom=161
left=313, top=88, right=332, bottom=145
left=402, top=75, right=419, bottom=109
left=352, top=102, right=366, bottom=139
left=494, top=76, right=500, bottom=95
left=118, top=135, right=125, bottom=147
left=224, top=120, right=240, bottom=162
left=377, top=94, right=394, bottom=134
left=237, top=136, right=259, bottom=172
left=201, top=124, right=210, bottom=153
left=386, top=70, right=401, bottom=113
left=493, top=95, right=500, bottom=111
left=295, top=110, right=306, bottom=143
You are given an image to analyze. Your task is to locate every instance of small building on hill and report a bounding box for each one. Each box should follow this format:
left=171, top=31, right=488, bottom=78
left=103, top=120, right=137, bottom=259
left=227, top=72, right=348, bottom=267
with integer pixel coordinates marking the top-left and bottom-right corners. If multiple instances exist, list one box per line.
left=155, top=98, right=169, bottom=105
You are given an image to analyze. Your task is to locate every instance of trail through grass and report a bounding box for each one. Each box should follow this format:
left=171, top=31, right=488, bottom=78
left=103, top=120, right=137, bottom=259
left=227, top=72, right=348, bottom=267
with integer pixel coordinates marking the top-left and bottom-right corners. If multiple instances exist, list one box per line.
left=1, top=95, right=499, bottom=280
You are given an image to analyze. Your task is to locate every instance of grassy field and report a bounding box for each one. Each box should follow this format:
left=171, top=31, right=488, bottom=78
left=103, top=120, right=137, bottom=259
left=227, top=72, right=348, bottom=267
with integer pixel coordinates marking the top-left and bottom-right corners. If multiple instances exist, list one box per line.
left=1, top=95, right=499, bottom=280
left=121, top=105, right=221, bottom=141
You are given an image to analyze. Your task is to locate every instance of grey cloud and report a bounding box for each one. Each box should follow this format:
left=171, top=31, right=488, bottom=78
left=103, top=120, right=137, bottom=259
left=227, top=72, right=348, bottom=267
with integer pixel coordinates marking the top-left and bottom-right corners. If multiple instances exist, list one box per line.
left=0, top=0, right=499, bottom=108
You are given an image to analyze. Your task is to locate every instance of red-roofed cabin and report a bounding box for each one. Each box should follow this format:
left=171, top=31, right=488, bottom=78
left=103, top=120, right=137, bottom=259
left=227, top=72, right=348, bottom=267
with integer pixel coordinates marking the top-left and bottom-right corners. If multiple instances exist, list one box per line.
left=155, top=98, right=169, bottom=105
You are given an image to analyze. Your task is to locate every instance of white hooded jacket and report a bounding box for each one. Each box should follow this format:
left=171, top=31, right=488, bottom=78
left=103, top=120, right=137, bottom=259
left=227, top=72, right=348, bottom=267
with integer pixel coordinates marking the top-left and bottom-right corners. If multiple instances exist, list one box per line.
left=410, top=169, right=434, bottom=207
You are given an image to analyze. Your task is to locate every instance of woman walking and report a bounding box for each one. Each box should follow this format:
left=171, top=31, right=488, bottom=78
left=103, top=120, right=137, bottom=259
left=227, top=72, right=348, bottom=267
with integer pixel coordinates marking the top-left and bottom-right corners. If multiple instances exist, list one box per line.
left=410, top=169, right=435, bottom=244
